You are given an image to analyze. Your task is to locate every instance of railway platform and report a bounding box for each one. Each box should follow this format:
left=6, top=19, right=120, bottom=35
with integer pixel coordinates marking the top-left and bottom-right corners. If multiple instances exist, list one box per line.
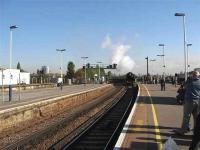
left=0, top=84, right=105, bottom=111
left=115, top=84, right=193, bottom=150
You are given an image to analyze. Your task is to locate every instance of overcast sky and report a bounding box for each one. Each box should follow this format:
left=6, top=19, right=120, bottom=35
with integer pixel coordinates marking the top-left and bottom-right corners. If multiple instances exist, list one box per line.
left=0, top=0, right=200, bottom=75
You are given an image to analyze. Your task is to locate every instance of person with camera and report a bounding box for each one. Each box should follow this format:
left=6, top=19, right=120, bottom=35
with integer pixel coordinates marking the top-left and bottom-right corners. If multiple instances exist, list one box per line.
left=174, top=71, right=200, bottom=135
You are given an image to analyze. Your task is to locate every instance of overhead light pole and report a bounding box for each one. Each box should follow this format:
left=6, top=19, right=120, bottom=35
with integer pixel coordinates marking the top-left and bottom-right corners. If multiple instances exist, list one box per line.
left=150, top=59, right=156, bottom=75
left=145, top=56, right=149, bottom=76
left=97, top=61, right=102, bottom=83
left=157, top=54, right=164, bottom=76
left=81, top=57, right=88, bottom=84
left=56, top=49, right=66, bottom=89
left=9, top=25, right=18, bottom=101
left=158, top=44, right=166, bottom=79
left=1, top=68, right=5, bottom=102
left=10, top=25, right=18, bottom=70
left=187, top=43, right=192, bottom=73
left=175, top=12, right=187, bottom=81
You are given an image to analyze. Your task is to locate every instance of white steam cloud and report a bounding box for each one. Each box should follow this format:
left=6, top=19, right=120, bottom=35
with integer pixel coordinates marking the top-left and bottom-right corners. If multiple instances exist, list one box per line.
left=101, top=35, right=135, bottom=74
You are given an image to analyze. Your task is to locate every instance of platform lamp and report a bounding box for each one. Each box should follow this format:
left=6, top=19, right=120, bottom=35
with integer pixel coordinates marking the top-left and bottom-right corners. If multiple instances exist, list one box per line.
left=187, top=43, right=192, bottom=74
left=145, top=57, right=149, bottom=84
left=175, top=12, right=187, bottom=81
left=157, top=54, right=165, bottom=78
left=56, top=49, right=66, bottom=90
left=1, top=68, right=5, bottom=102
left=158, top=44, right=166, bottom=80
left=150, top=59, right=156, bottom=75
left=9, top=25, right=18, bottom=101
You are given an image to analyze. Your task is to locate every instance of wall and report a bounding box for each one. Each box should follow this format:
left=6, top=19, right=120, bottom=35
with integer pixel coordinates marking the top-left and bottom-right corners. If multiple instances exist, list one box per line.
left=0, top=84, right=113, bottom=131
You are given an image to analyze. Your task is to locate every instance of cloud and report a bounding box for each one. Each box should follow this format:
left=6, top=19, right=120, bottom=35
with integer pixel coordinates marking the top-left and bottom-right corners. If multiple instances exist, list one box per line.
left=101, top=35, right=135, bottom=74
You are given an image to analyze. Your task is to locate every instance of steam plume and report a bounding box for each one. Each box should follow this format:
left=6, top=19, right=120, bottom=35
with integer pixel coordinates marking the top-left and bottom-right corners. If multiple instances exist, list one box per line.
left=101, top=35, right=135, bottom=74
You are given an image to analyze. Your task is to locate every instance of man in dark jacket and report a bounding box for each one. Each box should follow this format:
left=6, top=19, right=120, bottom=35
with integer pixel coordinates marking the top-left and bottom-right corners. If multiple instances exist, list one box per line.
left=189, top=112, right=200, bottom=150
left=174, top=71, right=200, bottom=135
left=160, top=78, right=165, bottom=91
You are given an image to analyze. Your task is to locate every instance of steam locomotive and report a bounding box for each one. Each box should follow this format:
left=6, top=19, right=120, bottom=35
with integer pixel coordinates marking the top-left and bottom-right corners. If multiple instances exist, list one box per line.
left=125, top=72, right=136, bottom=86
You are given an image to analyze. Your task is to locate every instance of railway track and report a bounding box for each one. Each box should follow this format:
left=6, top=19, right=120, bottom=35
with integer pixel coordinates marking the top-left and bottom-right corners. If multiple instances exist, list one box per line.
left=49, top=85, right=138, bottom=150
left=2, top=86, right=125, bottom=150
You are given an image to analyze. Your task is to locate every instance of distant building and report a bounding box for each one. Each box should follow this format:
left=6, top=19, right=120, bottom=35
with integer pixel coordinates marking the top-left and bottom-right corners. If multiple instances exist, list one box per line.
left=41, top=66, right=49, bottom=74
left=0, top=69, right=30, bottom=85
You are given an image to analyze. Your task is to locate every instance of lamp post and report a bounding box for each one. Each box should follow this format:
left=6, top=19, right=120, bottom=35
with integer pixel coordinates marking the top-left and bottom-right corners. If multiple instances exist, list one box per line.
left=150, top=59, right=156, bottom=75
left=157, top=54, right=165, bottom=78
left=158, top=44, right=166, bottom=80
left=145, top=57, right=149, bottom=83
left=175, top=12, right=187, bottom=81
left=1, top=68, right=4, bottom=102
left=187, top=43, right=192, bottom=73
left=9, top=25, right=18, bottom=101
left=97, top=61, right=102, bottom=83
left=56, top=49, right=66, bottom=89
left=81, top=57, right=88, bottom=84
left=145, top=57, right=149, bottom=76
left=10, top=25, right=18, bottom=70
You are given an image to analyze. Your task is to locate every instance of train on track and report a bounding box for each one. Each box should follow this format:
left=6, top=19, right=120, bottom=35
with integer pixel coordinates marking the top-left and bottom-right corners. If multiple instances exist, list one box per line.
left=125, top=72, right=136, bottom=86
left=109, top=72, right=136, bottom=86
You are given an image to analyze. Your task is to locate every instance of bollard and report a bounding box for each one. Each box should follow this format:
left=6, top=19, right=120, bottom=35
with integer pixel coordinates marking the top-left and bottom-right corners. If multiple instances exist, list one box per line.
left=9, top=85, right=12, bottom=101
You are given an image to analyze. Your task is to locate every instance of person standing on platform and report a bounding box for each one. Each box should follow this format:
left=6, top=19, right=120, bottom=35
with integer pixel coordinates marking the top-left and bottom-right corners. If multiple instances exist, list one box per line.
left=160, top=78, right=165, bottom=91
left=189, top=112, right=200, bottom=150
left=175, top=76, right=178, bottom=87
left=174, top=71, right=200, bottom=135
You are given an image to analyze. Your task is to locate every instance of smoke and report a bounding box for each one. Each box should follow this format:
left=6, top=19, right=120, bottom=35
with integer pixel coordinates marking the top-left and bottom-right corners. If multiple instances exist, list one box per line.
left=101, top=35, right=135, bottom=74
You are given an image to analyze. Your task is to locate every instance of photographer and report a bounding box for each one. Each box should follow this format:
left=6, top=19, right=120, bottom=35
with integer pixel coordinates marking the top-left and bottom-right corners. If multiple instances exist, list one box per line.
left=174, top=71, right=200, bottom=135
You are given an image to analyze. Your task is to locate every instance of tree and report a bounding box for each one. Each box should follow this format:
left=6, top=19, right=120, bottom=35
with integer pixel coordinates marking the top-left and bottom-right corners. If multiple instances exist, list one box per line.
left=74, top=68, right=84, bottom=80
left=66, top=61, right=75, bottom=79
left=17, top=62, right=24, bottom=72
left=37, top=69, right=40, bottom=75
left=36, top=68, right=46, bottom=84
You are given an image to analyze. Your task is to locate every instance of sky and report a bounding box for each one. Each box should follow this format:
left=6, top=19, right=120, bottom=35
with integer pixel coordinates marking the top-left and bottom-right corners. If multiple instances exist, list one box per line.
left=0, top=0, right=200, bottom=75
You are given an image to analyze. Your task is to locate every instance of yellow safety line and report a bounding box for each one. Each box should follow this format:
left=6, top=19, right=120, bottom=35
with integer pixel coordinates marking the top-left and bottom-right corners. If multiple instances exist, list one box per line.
left=143, top=85, right=163, bottom=150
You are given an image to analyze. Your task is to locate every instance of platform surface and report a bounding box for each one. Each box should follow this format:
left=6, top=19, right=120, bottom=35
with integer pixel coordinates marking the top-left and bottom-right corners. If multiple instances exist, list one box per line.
left=115, top=84, right=193, bottom=150
left=0, top=84, right=106, bottom=111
